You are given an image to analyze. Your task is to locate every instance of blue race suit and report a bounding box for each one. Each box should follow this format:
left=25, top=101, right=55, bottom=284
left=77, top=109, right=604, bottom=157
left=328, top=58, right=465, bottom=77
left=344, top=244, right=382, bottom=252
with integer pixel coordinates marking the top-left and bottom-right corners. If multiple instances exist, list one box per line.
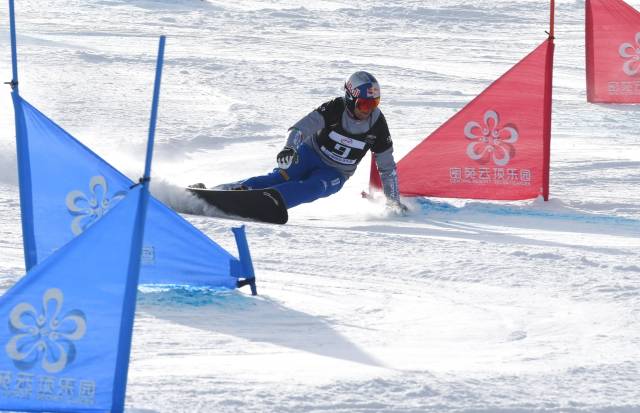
left=242, top=143, right=345, bottom=209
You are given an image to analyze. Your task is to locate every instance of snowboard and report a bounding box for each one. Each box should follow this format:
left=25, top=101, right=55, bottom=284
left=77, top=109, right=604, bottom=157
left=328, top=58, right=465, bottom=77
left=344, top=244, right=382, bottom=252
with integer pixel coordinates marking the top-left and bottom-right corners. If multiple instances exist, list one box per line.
left=187, top=187, right=288, bottom=224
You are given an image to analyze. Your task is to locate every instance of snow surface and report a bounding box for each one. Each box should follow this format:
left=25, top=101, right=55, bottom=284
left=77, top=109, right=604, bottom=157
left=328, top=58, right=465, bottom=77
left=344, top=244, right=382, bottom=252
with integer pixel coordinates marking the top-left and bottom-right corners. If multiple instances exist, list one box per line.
left=1, top=0, right=640, bottom=412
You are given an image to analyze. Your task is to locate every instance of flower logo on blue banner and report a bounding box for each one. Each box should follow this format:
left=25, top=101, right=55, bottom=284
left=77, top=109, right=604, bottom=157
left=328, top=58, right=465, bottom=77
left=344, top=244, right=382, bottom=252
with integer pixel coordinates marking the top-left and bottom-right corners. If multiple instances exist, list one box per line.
left=619, top=32, right=640, bottom=76
left=464, top=110, right=519, bottom=166
left=66, top=176, right=127, bottom=235
left=5, top=288, right=87, bottom=373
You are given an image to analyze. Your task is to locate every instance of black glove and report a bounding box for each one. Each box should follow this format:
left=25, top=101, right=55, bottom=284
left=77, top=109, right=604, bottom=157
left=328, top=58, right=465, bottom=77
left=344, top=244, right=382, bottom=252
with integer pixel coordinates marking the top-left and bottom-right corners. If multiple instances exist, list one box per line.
left=276, top=146, right=299, bottom=170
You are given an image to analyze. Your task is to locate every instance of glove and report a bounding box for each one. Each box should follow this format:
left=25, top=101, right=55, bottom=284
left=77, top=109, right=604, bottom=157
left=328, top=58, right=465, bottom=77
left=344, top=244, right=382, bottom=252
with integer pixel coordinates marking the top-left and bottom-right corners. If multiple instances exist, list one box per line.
left=277, top=146, right=298, bottom=170
left=386, top=199, right=409, bottom=215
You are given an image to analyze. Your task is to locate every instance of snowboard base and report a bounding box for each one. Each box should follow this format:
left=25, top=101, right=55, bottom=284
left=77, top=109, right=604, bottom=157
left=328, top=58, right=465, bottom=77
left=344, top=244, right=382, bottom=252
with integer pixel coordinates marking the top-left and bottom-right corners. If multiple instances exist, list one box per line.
left=187, top=187, right=288, bottom=224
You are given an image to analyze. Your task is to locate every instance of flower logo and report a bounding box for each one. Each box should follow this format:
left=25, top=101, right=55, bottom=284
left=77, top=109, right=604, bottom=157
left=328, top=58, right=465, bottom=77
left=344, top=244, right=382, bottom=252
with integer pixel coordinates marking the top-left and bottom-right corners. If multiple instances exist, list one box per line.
left=619, top=32, right=640, bottom=76
left=5, top=288, right=87, bottom=373
left=464, top=110, right=519, bottom=166
left=66, top=176, right=126, bottom=235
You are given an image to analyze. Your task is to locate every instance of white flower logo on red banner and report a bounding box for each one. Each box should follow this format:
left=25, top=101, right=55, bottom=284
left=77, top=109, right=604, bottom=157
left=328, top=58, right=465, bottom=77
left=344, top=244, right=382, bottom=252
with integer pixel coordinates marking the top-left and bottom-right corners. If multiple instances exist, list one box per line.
left=464, top=110, right=519, bottom=166
left=5, top=288, right=87, bottom=373
left=619, top=32, right=640, bottom=76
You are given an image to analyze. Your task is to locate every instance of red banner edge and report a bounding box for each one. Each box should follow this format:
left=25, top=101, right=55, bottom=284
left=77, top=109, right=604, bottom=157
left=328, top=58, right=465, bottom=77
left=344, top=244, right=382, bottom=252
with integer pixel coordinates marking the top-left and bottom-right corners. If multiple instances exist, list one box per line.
left=369, top=153, right=382, bottom=192
left=585, top=0, right=596, bottom=102
left=542, top=38, right=555, bottom=201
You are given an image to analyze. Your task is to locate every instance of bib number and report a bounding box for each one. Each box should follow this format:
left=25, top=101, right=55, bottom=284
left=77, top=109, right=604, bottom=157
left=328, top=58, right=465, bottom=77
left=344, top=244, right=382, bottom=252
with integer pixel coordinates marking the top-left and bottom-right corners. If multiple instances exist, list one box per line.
left=332, top=143, right=351, bottom=159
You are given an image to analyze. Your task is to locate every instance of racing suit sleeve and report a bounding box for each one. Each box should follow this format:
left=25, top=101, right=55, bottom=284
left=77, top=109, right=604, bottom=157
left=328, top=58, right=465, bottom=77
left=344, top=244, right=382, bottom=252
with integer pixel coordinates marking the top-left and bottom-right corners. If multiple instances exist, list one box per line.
left=285, top=110, right=324, bottom=147
left=285, top=98, right=344, bottom=147
left=375, top=147, right=400, bottom=202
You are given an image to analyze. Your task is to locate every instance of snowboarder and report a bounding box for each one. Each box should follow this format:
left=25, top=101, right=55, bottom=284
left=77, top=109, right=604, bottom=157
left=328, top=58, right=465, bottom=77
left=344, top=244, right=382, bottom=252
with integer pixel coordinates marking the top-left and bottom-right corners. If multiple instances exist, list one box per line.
left=194, top=71, right=407, bottom=213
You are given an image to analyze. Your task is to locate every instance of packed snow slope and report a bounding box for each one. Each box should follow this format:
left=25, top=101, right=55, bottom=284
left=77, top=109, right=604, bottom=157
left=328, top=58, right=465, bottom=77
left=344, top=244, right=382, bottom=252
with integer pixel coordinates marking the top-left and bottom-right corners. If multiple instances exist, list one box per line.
left=0, top=0, right=639, bottom=412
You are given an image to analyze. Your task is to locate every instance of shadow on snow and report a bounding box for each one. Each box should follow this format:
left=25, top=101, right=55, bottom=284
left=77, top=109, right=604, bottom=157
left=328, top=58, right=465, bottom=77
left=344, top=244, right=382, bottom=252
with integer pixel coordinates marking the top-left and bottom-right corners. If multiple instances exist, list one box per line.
left=138, top=285, right=384, bottom=369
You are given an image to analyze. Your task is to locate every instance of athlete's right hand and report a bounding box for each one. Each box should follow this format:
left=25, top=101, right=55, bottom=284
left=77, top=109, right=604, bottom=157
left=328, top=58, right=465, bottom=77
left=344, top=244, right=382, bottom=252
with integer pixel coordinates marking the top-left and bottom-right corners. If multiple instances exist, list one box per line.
left=276, top=146, right=298, bottom=170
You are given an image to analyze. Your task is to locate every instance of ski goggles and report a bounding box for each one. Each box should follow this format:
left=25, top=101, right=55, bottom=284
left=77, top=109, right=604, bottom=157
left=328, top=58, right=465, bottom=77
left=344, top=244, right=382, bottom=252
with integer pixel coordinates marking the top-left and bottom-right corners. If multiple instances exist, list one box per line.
left=355, top=97, right=380, bottom=112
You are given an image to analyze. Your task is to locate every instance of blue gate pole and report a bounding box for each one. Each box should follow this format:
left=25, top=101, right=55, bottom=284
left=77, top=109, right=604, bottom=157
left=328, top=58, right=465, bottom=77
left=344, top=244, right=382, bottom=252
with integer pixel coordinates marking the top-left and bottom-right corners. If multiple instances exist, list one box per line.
left=8, top=0, right=39, bottom=270
left=8, top=0, right=19, bottom=91
left=233, top=225, right=257, bottom=295
left=112, top=35, right=166, bottom=413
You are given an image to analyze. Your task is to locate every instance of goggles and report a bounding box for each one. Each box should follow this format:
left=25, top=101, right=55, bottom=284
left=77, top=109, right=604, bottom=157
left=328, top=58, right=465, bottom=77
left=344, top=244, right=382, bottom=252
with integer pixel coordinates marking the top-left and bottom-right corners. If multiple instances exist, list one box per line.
left=355, top=97, right=380, bottom=113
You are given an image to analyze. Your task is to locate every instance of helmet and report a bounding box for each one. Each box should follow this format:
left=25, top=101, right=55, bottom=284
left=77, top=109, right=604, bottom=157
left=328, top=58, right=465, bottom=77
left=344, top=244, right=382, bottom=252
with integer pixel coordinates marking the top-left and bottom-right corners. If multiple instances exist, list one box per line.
left=344, top=71, right=381, bottom=116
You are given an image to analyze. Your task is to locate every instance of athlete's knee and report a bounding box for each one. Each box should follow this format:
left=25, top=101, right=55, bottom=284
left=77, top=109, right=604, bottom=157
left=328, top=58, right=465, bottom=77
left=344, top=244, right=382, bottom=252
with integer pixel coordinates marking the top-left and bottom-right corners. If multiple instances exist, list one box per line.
left=318, top=176, right=344, bottom=198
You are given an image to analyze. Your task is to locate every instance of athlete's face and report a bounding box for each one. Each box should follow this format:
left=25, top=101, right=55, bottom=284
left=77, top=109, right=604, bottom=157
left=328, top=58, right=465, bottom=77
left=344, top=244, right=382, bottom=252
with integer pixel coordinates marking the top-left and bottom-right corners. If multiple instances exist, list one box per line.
left=353, top=106, right=371, bottom=120
left=353, top=97, right=380, bottom=120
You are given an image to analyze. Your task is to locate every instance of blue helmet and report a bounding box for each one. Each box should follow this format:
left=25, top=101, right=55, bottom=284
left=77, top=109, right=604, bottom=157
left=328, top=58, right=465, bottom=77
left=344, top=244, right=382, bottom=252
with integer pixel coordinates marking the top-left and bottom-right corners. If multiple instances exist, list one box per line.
left=344, top=71, right=381, bottom=115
